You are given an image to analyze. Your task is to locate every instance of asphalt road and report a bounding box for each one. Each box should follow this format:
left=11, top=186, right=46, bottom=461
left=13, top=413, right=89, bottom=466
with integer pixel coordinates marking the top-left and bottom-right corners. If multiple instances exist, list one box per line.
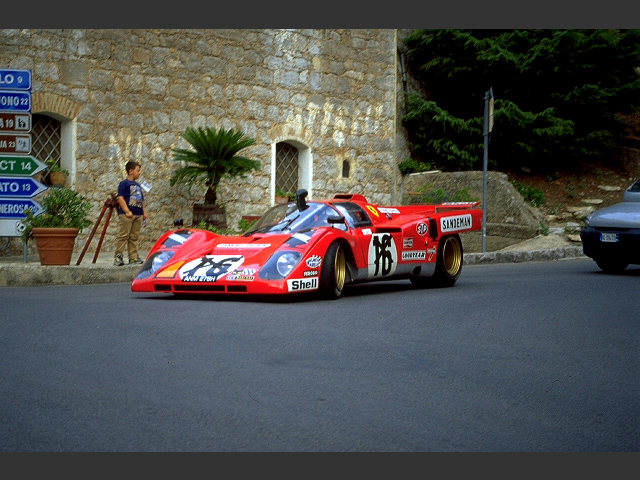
left=1, top=258, right=638, bottom=452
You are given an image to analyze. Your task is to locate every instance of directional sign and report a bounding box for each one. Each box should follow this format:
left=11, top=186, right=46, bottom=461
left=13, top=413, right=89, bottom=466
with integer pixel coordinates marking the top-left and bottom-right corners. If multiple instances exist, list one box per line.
left=0, top=112, right=31, bottom=132
left=0, top=90, right=31, bottom=111
left=0, top=69, right=32, bottom=90
left=0, top=154, right=46, bottom=176
left=0, top=198, right=44, bottom=220
left=0, top=133, right=31, bottom=154
left=0, top=177, right=47, bottom=198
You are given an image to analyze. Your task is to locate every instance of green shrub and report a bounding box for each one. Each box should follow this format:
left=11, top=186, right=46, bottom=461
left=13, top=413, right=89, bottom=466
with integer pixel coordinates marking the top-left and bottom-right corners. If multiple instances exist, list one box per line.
left=398, top=158, right=433, bottom=175
left=406, top=184, right=478, bottom=204
left=512, top=180, right=545, bottom=207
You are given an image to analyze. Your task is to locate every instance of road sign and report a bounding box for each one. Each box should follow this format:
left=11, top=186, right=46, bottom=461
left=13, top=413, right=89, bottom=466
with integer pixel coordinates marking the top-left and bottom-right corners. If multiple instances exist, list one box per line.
left=0, top=133, right=31, bottom=154
left=0, top=218, right=29, bottom=237
left=0, top=69, right=32, bottom=90
left=0, top=90, right=31, bottom=111
left=0, top=112, right=31, bottom=132
left=0, top=154, right=47, bottom=177
left=0, top=177, right=47, bottom=198
left=0, top=154, right=46, bottom=176
left=0, top=198, right=44, bottom=219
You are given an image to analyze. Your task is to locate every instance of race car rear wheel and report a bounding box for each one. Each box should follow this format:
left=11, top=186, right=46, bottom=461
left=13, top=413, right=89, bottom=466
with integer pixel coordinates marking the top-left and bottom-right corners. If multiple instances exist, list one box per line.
left=320, top=241, right=347, bottom=299
left=433, top=234, right=463, bottom=287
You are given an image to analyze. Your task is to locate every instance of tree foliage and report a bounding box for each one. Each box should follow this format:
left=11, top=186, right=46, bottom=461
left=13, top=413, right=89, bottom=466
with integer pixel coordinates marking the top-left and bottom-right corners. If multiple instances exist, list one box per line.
left=401, top=29, right=640, bottom=173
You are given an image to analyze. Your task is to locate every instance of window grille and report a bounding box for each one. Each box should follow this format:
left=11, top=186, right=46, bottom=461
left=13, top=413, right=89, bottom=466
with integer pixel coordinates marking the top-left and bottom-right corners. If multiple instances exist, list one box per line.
left=31, top=114, right=61, bottom=184
left=276, top=142, right=298, bottom=194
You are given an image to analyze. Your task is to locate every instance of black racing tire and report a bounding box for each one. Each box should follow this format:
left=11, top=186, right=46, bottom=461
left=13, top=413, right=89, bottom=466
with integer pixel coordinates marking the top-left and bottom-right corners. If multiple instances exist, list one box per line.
left=595, top=256, right=629, bottom=273
left=432, top=234, right=463, bottom=287
left=320, top=241, right=347, bottom=299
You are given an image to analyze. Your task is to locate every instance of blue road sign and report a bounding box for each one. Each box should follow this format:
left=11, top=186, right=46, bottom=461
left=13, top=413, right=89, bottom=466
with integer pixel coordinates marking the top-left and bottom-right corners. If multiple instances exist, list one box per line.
left=0, top=176, right=47, bottom=198
left=0, top=90, right=31, bottom=111
left=0, top=69, right=32, bottom=90
left=0, top=198, right=44, bottom=219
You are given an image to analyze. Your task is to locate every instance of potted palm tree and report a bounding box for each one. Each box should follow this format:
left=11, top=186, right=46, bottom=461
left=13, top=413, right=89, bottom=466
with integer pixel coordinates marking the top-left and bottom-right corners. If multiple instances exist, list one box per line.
left=21, top=186, right=93, bottom=265
left=169, top=126, right=261, bottom=228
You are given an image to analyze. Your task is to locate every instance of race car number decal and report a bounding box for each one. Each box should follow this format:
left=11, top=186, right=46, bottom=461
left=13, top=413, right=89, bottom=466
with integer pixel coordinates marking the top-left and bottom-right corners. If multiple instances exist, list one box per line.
left=179, top=255, right=245, bottom=282
left=367, top=233, right=397, bottom=277
left=440, top=214, right=472, bottom=233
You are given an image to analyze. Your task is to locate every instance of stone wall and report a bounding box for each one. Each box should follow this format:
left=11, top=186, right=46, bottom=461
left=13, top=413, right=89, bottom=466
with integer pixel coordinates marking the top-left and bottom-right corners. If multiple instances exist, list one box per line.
left=0, top=29, right=401, bottom=256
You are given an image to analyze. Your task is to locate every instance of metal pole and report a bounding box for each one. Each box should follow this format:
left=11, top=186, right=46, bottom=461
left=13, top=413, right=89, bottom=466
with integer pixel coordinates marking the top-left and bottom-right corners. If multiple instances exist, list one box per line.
left=482, top=87, right=493, bottom=253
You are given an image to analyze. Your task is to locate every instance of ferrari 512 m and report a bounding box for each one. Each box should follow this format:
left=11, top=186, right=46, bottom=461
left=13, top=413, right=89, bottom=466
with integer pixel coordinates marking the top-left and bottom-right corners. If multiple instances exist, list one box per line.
left=131, top=190, right=483, bottom=299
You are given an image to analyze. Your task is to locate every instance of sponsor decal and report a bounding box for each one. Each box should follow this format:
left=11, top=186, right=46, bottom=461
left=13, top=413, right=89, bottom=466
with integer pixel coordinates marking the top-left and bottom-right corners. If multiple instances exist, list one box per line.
left=362, top=228, right=372, bottom=236
left=402, top=250, right=426, bottom=261
left=303, top=270, right=318, bottom=277
left=179, top=255, right=244, bottom=282
left=287, top=277, right=319, bottom=292
left=365, top=205, right=379, bottom=217
left=216, top=243, right=270, bottom=249
left=403, top=237, right=414, bottom=248
left=440, top=214, right=472, bottom=233
left=226, top=267, right=258, bottom=281
left=367, top=233, right=397, bottom=277
left=379, top=207, right=400, bottom=214
left=427, top=247, right=437, bottom=261
left=416, top=222, right=428, bottom=236
left=306, top=254, right=322, bottom=268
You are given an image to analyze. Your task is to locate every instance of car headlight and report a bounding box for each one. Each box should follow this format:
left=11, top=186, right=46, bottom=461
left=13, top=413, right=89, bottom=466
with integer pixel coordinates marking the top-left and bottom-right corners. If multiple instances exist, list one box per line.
left=276, top=252, right=301, bottom=277
left=259, top=251, right=302, bottom=280
left=135, top=251, right=175, bottom=279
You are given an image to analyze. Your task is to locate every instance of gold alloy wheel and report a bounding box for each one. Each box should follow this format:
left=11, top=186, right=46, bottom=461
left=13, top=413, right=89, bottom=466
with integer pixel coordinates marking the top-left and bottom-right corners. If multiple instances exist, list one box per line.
left=442, top=236, right=462, bottom=277
left=334, top=244, right=346, bottom=292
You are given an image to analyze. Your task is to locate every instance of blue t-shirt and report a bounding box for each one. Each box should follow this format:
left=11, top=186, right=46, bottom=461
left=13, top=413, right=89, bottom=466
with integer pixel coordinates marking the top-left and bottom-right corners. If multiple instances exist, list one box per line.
left=117, top=179, right=144, bottom=216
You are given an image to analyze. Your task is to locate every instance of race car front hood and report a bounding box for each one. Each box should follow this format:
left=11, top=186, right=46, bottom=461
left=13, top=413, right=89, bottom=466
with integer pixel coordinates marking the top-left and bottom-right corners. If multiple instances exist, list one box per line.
left=586, top=201, right=640, bottom=228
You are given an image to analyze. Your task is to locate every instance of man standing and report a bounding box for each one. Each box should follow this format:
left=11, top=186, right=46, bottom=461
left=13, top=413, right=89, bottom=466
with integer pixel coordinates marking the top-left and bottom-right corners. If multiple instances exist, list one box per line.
left=114, top=161, right=148, bottom=266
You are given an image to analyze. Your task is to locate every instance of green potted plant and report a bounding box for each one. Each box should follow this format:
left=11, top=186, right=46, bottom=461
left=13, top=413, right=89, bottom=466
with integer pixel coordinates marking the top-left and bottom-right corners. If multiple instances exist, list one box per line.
left=275, top=188, right=294, bottom=204
left=169, top=126, right=261, bottom=228
left=21, top=186, right=93, bottom=265
left=45, top=157, right=70, bottom=187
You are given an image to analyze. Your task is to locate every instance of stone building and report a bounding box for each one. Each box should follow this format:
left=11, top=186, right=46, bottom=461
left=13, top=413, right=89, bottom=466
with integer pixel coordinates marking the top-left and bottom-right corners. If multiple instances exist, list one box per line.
left=0, top=29, right=412, bottom=256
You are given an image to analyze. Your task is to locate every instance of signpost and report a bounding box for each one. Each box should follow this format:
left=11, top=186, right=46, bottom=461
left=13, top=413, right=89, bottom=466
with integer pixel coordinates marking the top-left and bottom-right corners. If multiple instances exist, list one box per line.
left=0, top=90, right=31, bottom=111
left=0, top=68, right=39, bottom=247
left=0, top=112, right=31, bottom=132
left=0, top=69, right=32, bottom=90
left=0, top=133, right=31, bottom=154
left=0, top=154, right=46, bottom=176
left=0, top=177, right=47, bottom=198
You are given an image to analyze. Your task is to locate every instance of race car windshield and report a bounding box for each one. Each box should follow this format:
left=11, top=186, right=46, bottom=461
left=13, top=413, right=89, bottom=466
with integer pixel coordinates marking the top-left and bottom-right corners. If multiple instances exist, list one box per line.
left=244, top=203, right=341, bottom=235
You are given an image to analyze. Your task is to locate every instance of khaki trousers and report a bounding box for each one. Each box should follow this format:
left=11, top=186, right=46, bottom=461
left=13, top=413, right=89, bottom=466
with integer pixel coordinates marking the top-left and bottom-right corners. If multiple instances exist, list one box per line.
left=115, top=214, right=142, bottom=261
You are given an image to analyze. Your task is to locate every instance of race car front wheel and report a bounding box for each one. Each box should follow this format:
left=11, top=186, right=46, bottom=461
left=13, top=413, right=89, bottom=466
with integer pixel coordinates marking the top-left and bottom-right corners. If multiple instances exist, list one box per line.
left=433, top=234, right=463, bottom=287
left=320, top=241, right=347, bottom=299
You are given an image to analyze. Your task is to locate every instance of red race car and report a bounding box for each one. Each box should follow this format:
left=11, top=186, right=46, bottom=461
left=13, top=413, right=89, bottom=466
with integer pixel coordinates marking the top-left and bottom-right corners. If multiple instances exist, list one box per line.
left=131, top=190, right=483, bottom=299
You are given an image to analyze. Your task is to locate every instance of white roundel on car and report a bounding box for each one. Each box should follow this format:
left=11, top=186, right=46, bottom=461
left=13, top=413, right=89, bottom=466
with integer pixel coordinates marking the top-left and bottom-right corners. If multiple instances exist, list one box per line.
left=367, top=233, right=397, bottom=278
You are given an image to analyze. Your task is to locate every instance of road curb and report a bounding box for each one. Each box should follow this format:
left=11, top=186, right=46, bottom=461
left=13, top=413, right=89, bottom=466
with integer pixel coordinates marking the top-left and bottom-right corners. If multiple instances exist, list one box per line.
left=0, top=246, right=587, bottom=287
left=464, top=246, right=585, bottom=265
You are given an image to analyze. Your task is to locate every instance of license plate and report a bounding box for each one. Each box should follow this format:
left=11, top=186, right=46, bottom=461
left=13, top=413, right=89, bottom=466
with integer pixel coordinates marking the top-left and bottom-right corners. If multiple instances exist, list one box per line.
left=600, top=232, right=619, bottom=243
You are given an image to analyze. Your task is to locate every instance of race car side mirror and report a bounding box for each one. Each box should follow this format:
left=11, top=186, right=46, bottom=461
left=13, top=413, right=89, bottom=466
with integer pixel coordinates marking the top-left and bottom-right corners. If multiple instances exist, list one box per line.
left=296, top=189, right=309, bottom=211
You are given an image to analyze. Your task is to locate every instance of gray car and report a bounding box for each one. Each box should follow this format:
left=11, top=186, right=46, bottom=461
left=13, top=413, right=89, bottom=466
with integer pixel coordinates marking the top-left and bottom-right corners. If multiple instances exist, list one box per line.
left=580, top=178, right=640, bottom=272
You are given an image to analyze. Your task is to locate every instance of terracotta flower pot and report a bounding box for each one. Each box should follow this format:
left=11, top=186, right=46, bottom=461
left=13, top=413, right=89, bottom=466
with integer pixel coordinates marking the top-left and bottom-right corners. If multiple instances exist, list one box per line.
left=49, top=171, right=66, bottom=186
left=32, top=227, right=79, bottom=265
